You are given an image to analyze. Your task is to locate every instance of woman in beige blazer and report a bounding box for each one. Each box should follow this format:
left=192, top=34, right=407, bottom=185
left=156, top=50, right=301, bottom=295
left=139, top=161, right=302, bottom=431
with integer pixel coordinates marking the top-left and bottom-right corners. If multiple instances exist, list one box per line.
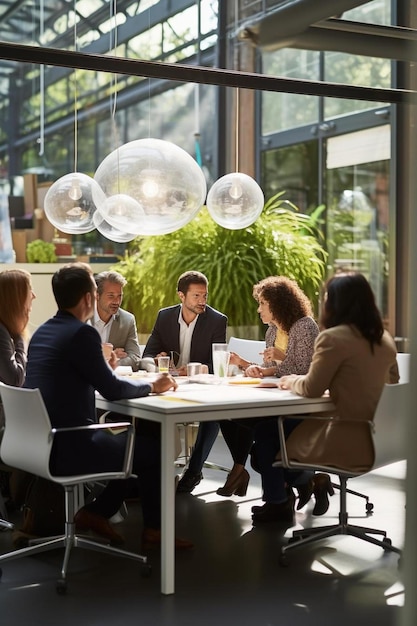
left=252, top=272, right=399, bottom=525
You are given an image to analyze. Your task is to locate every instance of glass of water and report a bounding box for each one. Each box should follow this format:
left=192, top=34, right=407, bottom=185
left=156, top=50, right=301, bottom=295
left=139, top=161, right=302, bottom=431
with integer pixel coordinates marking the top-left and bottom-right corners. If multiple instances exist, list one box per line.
left=212, top=343, right=231, bottom=379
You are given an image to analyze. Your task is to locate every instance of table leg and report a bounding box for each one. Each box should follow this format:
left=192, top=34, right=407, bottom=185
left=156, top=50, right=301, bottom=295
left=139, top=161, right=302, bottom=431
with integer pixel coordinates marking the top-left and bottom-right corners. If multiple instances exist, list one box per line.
left=160, top=420, right=176, bottom=594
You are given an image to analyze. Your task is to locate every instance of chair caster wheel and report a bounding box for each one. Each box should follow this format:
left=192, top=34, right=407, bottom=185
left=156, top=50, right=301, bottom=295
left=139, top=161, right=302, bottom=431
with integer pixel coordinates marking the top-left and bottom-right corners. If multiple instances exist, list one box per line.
left=141, top=564, right=152, bottom=578
left=382, top=538, right=392, bottom=552
left=366, top=502, right=374, bottom=513
left=56, top=579, right=67, bottom=594
left=279, top=554, right=289, bottom=567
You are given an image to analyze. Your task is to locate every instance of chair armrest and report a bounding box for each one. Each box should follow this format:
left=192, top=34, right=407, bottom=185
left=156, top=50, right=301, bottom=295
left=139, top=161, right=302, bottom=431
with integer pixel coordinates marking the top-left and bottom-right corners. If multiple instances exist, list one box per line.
left=51, top=422, right=133, bottom=434
left=275, top=415, right=374, bottom=474
left=50, top=422, right=136, bottom=477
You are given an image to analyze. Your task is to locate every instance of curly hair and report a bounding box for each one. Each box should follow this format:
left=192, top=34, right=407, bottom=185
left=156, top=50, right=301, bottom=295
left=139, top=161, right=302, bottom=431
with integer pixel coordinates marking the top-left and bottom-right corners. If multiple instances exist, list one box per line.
left=252, top=276, right=313, bottom=333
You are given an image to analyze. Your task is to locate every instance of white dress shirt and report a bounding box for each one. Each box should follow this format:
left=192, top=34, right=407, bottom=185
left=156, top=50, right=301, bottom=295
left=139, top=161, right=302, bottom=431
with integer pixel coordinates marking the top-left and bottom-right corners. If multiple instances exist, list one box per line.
left=177, top=307, right=198, bottom=367
left=92, top=305, right=114, bottom=343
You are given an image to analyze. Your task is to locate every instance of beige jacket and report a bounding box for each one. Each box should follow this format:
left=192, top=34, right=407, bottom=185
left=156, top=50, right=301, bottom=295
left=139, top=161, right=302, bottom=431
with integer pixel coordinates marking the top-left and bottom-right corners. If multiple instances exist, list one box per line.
left=284, top=325, right=399, bottom=472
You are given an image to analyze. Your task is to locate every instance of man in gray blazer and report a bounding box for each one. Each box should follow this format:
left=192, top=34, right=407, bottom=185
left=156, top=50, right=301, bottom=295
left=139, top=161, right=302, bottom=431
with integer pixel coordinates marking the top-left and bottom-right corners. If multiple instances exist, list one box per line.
left=143, top=270, right=228, bottom=493
left=92, top=271, right=142, bottom=371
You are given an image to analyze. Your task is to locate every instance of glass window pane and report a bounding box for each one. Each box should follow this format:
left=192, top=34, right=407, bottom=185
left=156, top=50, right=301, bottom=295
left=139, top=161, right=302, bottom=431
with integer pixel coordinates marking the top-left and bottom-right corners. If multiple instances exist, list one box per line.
left=324, top=52, right=390, bottom=119
left=342, top=0, right=391, bottom=25
left=326, top=156, right=390, bottom=319
left=261, top=142, right=318, bottom=212
left=262, top=49, right=320, bottom=133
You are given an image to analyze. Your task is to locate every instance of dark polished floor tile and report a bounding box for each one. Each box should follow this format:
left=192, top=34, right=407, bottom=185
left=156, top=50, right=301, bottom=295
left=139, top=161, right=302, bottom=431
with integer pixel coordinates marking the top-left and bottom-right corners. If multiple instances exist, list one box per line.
left=0, top=438, right=405, bottom=626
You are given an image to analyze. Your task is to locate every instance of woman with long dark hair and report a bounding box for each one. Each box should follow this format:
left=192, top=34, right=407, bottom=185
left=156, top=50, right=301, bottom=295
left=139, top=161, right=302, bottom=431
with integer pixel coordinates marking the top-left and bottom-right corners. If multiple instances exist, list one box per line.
left=0, top=269, right=35, bottom=427
left=251, top=272, right=399, bottom=525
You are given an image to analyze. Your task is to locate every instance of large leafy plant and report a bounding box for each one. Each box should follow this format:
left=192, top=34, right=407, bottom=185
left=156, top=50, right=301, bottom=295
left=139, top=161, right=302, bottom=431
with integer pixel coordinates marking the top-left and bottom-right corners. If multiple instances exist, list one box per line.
left=112, top=193, right=327, bottom=336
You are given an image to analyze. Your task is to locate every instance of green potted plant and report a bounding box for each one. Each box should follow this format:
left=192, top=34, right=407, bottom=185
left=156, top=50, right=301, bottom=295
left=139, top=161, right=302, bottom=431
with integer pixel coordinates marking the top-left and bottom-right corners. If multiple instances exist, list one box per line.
left=26, top=239, right=57, bottom=263
left=112, top=192, right=327, bottom=338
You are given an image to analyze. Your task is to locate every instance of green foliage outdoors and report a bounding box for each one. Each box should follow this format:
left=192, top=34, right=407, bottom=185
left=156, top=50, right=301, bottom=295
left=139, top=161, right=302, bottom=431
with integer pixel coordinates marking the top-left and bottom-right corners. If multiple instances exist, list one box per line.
left=26, top=239, right=57, bottom=263
left=112, top=193, right=327, bottom=336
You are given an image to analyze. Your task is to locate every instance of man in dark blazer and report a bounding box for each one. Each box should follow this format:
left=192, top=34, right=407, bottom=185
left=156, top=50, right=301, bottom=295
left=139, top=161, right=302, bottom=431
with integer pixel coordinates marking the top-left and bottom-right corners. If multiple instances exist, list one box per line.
left=23, top=262, right=193, bottom=550
left=143, top=270, right=228, bottom=493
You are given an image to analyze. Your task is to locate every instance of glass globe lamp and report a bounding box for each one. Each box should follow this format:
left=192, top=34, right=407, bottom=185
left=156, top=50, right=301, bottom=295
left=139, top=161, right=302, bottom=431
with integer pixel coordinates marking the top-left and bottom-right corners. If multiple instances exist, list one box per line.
left=94, top=138, right=207, bottom=236
left=206, top=172, right=264, bottom=230
left=93, top=209, right=137, bottom=243
left=44, top=172, right=106, bottom=235
left=97, top=193, right=146, bottom=236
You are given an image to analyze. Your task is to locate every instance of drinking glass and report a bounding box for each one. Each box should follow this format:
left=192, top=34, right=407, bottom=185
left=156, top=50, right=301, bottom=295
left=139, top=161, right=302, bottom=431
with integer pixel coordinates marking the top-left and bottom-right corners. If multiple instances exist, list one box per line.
left=158, top=355, right=170, bottom=373
left=212, top=343, right=231, bottom=379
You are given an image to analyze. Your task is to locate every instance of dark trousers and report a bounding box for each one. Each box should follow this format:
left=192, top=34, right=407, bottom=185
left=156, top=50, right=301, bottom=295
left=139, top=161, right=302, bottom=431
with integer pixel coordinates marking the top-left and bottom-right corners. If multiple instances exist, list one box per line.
left=187, top=421, right=220, bottom=474
left=50, top=418, right=161, bottom=529
left=252, top=417, right=309, bottom=503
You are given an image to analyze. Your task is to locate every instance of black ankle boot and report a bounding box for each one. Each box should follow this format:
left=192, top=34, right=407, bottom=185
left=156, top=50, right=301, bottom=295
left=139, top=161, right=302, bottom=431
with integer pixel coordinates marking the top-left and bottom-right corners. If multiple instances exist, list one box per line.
left=251, top=500, right=294, bottom=525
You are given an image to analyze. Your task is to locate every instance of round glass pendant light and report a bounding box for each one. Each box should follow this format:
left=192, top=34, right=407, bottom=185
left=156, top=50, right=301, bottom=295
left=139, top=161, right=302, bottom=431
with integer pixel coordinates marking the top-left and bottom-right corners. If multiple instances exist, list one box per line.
left=206, top=172, right=264, bottom=230
left=93, top=209, right=137, bottom=243
left=94, top=138, right=207, bottom=236
left=44, top=172, right=106, bottom=235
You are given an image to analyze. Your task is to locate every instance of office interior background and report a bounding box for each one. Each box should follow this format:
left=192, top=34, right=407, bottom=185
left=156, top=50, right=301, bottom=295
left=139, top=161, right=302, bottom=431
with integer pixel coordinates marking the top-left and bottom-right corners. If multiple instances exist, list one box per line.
left=0, top=1, right=416, bottom=623
left=0, top=0, right=413, bottom=346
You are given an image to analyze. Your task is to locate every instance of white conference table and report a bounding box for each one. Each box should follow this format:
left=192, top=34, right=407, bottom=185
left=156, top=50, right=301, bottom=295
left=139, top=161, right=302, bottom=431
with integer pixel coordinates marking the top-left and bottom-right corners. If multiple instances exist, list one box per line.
left=96, top=377, right=334, bottom=595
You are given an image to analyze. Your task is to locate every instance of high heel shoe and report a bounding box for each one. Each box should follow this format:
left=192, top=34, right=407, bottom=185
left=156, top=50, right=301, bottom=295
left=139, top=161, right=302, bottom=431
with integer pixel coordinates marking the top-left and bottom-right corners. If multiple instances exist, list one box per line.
left=216, top=467, right=249, bottom=497
left=312, top=473, right=334, bottom=516
left=295, top=480, right=314, bottom=510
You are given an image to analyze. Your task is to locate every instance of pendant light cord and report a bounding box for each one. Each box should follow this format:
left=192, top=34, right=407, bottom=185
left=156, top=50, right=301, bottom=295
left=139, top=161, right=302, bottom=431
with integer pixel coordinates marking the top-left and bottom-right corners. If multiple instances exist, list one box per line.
left=73, top=0, right=78, bottom=173
left=234, top=0, right=240, bottom=173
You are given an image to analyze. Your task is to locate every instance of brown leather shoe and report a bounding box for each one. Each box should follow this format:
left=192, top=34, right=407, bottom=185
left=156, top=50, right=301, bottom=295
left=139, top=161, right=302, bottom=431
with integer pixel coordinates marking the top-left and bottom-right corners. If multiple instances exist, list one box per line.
left=142, top=527, right=194, bottom=551
left=75, top=508, right=125, bottom=545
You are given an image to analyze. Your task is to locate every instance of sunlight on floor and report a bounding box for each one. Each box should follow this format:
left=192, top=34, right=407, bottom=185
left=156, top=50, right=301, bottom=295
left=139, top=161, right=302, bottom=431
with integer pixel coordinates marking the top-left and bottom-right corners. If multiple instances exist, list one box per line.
left=384, top=581, right=405, bottom=607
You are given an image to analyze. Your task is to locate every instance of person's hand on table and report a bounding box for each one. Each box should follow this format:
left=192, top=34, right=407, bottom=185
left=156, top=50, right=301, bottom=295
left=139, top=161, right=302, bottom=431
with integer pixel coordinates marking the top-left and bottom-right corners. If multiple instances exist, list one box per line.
left=277, top=374, right=297, bottom=390
left=108, top=351, right=119, bottom=370
left=245, top=364, right=264, bottom=378
left=152, top=374, right=178, bottom=394
left=114, top=347, right=127, bottom=359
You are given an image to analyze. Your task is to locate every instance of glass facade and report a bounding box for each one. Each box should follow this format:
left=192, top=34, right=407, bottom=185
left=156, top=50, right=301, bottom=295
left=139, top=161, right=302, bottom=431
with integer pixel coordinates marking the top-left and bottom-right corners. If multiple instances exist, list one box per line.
left=258, top=0, right=395, bottom=324
left=0, top=0, right=408, bottom=335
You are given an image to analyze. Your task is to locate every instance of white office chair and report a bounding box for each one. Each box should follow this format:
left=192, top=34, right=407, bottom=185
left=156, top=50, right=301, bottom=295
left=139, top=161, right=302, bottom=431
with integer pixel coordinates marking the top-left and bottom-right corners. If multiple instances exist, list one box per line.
left=0, top=383, right=150, bottom=594
left=275, top=380, right=407, bottom=566
left=330, top=352, right=410, bottom=514
left=396, top=352, right=410, bottom=384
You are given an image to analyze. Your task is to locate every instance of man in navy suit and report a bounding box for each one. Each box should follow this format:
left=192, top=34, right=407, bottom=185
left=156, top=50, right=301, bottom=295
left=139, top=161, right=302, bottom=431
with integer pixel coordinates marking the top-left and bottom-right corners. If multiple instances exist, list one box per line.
left=143, top=270, right=228, bottom=493
left=24, top=263, right=194, bottom=550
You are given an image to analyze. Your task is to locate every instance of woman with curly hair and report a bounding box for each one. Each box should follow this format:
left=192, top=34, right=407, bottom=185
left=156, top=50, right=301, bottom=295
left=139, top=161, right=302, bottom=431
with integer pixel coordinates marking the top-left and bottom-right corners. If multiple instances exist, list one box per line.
left=251, top=272, right=398, bottom=525
left=217, top=276, right=321, bottom=503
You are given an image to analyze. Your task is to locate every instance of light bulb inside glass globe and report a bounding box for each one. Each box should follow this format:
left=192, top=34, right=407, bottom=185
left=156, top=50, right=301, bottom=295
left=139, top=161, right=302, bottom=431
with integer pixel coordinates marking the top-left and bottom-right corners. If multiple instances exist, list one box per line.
left=44, top=172, right=106, bottom=235
left=94, top=138, right=207, bottom=236
left=206, top=172, right=264, bottom=230
left=141, top=170, right=161, bottom=199
left=229, top=182, right=243, bottom=200
left=68, top=176, right=83, bottom=200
